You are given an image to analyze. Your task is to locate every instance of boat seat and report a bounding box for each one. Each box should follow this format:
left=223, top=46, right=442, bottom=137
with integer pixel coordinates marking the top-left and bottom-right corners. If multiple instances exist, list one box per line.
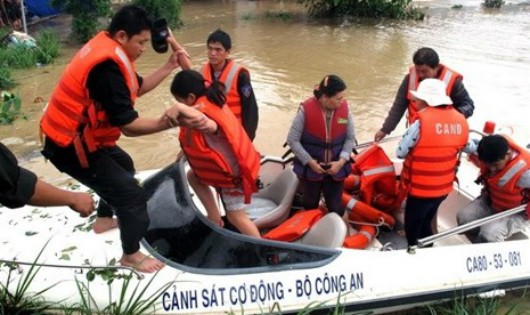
left=299, top=212, right=347, bottom=248
left=246, top=168, right=299, bottom=229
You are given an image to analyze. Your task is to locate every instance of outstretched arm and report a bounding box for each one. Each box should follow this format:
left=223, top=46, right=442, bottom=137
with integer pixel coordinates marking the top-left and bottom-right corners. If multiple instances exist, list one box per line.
left=138, top=35, right=191, bottom=96
left=29, top=179, right=94, bottom=217
left=375, top=75, right=409, bottom=141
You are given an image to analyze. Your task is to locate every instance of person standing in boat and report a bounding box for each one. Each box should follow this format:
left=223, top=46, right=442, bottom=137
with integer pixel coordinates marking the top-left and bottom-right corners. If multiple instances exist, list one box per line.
left=200, top=29, right=258, bottom=141
left=168, top=69, right=262, bottom=238
left=39, top=5, right=207, bottom=273
left=457, top=135, right=530, bottom=242
left=374, top=47, right=474, bottom=142
left=0, top=142, right=94, bottom=216
left=287, top=75, right=356, bottom=219
left=396, top=78, right=469, bottom=249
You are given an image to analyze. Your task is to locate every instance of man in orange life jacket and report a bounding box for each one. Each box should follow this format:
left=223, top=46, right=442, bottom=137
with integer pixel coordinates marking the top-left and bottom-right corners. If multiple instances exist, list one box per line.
left=0, top=142, right=94, bottom=216
left=457, top=135, right=530, bottom=242
left=287, top=75, right=356, bottom=219
left=374, top=47, right=474, bottom=142
left=40, top=5, right=207, bottom=273
left=396, top=78, right=469, bottom=248
left=201, top=29, right=258, bottom=141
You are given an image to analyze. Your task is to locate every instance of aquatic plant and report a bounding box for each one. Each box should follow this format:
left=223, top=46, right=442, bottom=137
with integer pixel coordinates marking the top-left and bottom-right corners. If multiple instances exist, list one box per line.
left=64, top=259, right=173, bottom=314
left=0, top=91, right=25, bottom=125
left=0, top=64, right=14, bottom=90
left=0, top=29, right=61, bottom=90
left=0, top=242, right=58, bottom=314
left=35, top=30, right=61, bottom=64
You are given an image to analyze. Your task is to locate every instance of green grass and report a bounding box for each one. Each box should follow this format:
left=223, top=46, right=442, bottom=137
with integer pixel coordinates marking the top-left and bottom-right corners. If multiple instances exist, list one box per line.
left=0, top=241, right=58, bottom=315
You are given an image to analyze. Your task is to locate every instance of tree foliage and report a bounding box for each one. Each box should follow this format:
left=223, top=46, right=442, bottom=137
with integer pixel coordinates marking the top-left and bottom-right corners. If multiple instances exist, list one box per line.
left=483, top=0, right=504, bottom=8
left=50, top=0, right=112, bottom=43
left=132, top=0, right=184, bottom=29
left=298, top=0, right=424, bottom=19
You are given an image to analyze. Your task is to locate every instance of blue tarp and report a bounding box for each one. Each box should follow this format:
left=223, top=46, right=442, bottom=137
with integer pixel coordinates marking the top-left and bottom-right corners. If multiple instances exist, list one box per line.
left=25, top=0, right=62, bottom=17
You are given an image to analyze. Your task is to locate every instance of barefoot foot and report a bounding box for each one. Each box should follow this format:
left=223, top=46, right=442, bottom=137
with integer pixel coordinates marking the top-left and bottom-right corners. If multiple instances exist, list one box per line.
left=92, top=217, right=118, bottom=234
left=120, top=251, right=165, bottom=273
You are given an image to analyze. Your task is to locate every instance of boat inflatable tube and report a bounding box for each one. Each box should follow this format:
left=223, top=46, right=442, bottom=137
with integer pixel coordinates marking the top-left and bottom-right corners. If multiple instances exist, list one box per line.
left=342, top=193, right=395, bottom=228
left=343, top=225, right=377, bottom=249
left=343, top=174, right=361, bottom=192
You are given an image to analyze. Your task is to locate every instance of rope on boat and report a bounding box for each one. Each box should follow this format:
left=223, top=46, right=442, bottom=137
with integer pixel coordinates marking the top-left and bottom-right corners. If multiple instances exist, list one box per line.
left=0, top=259, right=145, bottom=279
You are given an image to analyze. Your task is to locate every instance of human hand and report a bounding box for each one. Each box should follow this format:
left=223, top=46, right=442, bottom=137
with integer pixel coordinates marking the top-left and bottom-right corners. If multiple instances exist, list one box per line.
left=308, top=160, right=326, bottom=175
left=325, top=160, right=344, bottom=175
left=176, top=104, right=209, bottom=130
left=166, top=30, right=191, bottom=70
left=69, top=192, right=94, bottom=217
left=374, top=130, right=387, bottom=142
left=164, top=104, right=181, bottom=128
left=166, top=49, right=181, bottom=69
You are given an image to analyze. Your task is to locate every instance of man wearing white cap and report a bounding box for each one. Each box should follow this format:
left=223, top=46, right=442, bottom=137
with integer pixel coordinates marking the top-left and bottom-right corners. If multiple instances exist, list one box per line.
left=396, top=78, right=470, bottom=249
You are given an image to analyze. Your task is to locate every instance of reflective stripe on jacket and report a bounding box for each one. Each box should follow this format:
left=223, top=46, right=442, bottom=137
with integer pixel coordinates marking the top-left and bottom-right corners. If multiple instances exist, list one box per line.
left=293, top=96, right=351, bottom=181
left=401, top=106, right=469, bottom=198
left=179, top=96, right=260, bottom=203
left=201, top=59, right=245, bottom=121
left=406, top=64, right=462, bottom=124
left=40, top=32, right=138, bottom=167
left=482, top=136, right=530, bottom=212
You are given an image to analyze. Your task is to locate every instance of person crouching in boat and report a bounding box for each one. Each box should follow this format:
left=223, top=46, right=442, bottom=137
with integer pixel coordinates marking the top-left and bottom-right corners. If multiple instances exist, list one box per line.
left=169, top=69, right=262, bottom=238
left=287, top=75, right=356, bottom=221
left=397, top=78, right=469, bottom=249
left=457, top=135, right=530, bottom=242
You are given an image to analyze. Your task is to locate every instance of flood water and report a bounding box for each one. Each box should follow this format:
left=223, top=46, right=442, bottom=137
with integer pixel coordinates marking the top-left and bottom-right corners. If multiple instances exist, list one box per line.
left=4, top=0, right=530, bottom=183
left=2, top=0, right=530, bottom=311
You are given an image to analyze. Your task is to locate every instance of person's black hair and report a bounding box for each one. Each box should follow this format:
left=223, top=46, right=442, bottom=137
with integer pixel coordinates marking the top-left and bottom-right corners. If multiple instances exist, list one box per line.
left=413, top=47, right=440, bottom=68
left=107, top=5, right=152, bottom=38
left=171, top=70, right=226, bottom=107
left=206, top=29, right=232, bottom=51
left=477, top=135, right=509, bottom=164
left=313, top=75, right=347, bottom=99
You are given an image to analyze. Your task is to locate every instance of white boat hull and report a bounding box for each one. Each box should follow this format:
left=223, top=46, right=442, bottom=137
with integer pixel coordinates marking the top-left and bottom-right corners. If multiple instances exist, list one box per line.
left=1, top=157, right=530, bottom=314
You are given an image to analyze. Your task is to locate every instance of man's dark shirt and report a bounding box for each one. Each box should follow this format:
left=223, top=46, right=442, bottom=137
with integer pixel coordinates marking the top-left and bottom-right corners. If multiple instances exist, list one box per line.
left=0, top=143, right=37, bottom=208
left=381, top=73, right=474, bottom=135
left=43, top=60, right=142, bottom=159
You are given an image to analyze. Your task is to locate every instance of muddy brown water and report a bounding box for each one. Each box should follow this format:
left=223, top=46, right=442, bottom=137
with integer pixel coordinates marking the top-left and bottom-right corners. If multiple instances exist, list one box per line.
left=4, top=0, right=530, bottom=181
left=2, top=0, right=530, bottom=311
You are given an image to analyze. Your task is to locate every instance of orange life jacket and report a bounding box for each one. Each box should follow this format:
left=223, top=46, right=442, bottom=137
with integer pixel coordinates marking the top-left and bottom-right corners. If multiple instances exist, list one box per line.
left=40, top=32, right=139, bottom=168
left=201, top=59, right=245, bottom=121
left=480, top=136, right=530, bottom=212
left=400, top=106, right=469, bottom=198
left=262, top=209, right=324, bottom=242
left=406, top=64, right=462, bottom=124
left=179, top=96, right=260, bottom=203
left=352, top=144, right=399, bottom=211
left=292, top=97, right=352, bottom=181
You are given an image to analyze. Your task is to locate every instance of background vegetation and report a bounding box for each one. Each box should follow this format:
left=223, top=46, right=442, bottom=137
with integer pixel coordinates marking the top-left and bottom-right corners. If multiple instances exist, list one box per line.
left=132, top=0, right=184, bottom=29
left=49, top=0, right=184, bottom=44
left=298, top=0, right=425, bottom=19
left=0, top=30, right=60, bottom=124
left=50, top=0, right=112, bottom=43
